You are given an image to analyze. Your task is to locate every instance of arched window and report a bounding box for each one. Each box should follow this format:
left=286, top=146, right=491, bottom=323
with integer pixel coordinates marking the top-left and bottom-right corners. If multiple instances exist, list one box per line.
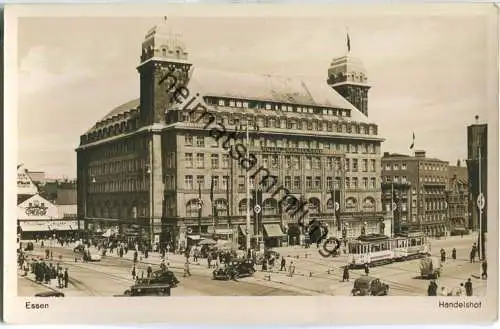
left=238, top=198, right=254, bottom=215
left=345, top=197, right=357, bottom=211
left=214, top=199, right=228, bottom=217
left=263, top=198, right=278, bottom=215
left=308, top=197, right=321, bottom=214
left=186, top=199, right=201, bottom=218
left=362, top=197, right=375, bottom=210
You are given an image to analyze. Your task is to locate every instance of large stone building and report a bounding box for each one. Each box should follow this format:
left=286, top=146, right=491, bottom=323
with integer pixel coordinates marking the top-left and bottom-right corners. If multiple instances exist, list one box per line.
left=381, top=151, right=449, bottom=237
left=76, top=19, right=388, bottom=248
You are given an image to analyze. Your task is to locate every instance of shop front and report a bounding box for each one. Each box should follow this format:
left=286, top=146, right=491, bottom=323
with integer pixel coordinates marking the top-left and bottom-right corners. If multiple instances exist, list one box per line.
left=263, top=223, right=286, bottom=248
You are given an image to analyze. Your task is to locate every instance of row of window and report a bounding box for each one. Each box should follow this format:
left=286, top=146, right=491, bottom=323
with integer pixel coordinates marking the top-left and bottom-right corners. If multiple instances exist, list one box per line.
left=184, top=134, right=379, bottom=154
left=383, top=162, right=448, bottom=172
left=89, top=179, right=148, bottom=193
left=88, top=158, right=147, bottom=177
left=383, top=162, right=408, bottom=171
left=182, top=175, right=378, bottom=190
left=180, top=109, right=378, bottom=135
left=184, top=152, right=377, bottom=172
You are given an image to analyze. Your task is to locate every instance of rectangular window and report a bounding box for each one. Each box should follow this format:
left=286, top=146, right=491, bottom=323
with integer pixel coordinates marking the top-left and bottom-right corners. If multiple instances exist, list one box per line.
left=184, top=175, right=193, bottom=190
left=327, top=157, right=334, bottom=170
left=393, top=163, right=399, bottom=170
left=185, top=153, right=193, bottom=168
left=292, top=156, right=300, bottom=169
left=285, top=155, right=291, bottom=168
left=352, top=177, right=358, bottom=189
left=294, top=176, right=301, bottom=189
left=327, top=177, right=333, bottom=189
left=271, top=155, right=279, bottom=168
left=222, top=154, right=229, bottom=169
left=363, top=177, right=368, bottom=189
left=370, top=178, right=376, bottom=189
left=222, top=176, right=229, bottom=190
left=284, top=176, right=291, bottom=189
left=306, top=176, right=313, bottom=189
left=238, top=175, right=245, bottom=190
left=185, top=134, right=193, bottom=146
left=352, top=159, right=358, bottom=172
left=196, top=175, right=204, bottom=188
left=314, top=176, right=322, bottom=189
left=345, top=159, right=350, bottom=171
left=305, top=157, right=312, bottom=170
left=312, top=157, right=320, bottom=170
left=211, top=154, right=219, bottom=169
left=402, top=162, right=407, bottom=170
left=362, top=159, right=368, bottom=172
left=385, top=163, right=391, bottom=170
left=345, top=177, right=351, bottom=189
left=402, top=176, right=407, bottom=183
left=370, top=160, right=376, bottom=172
left=212, top=176, right=219, bottom=190
left=196, top=153, right=204, bottom=168
left=196, top=136, right=205, bottom=147
left=262, top=155, right=269, bottom=168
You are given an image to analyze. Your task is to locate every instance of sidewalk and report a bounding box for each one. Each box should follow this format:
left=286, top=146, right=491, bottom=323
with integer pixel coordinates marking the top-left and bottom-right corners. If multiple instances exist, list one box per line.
left=18, top=269, right=87, bottom=297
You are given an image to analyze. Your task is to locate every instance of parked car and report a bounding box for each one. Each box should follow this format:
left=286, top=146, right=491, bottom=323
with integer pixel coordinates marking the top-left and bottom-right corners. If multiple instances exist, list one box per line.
left=123, top=283, right=172, bottom=297
left=34, top=291, right=65, bottom=297
left=351, top=276, right=389, bottom=296
left=213, top=260, right=255, bottom=280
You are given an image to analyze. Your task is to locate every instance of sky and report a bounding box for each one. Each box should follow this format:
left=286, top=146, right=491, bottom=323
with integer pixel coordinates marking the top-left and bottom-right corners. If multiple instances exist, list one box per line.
left=16, top=12, right=495, bottom=178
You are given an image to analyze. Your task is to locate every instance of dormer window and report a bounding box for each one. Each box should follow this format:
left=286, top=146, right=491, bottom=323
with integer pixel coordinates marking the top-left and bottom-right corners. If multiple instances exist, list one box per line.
left=229, top=101, right=235, bottom=107
left=265, top=104, right=271, bottom=110
left=218, top=99, right=225, bottom=106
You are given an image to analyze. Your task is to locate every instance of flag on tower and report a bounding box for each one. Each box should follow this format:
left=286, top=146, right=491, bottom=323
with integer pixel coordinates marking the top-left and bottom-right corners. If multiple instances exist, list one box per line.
left=346, top=33, right=351, bottom=52
left=409, top=132, right=415, bottom=150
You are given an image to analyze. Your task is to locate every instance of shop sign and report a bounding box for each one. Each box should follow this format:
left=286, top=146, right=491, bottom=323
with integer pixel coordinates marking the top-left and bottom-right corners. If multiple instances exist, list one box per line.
left=25, top=204, right=48, bottom=217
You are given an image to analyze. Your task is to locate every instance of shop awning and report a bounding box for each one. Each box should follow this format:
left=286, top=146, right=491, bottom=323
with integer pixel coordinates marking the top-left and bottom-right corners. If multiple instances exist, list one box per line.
left=20, top=222, right=50, bottom=232
left=239, top=225, right=255, bottom=236
left=263, top=224, right=284, bottom=237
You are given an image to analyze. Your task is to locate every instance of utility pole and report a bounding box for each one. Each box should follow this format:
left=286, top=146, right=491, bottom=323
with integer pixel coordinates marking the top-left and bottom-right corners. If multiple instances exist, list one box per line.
left=245, top=123, right=251, bottom=253
left=478, top=145, right=483, bottom=260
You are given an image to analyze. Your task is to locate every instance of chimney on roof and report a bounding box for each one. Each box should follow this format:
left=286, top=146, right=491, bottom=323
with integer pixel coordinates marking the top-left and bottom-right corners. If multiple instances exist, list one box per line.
left=414, top=150, right=426, bottom=158
left=383, top=152, right=390, bottom=157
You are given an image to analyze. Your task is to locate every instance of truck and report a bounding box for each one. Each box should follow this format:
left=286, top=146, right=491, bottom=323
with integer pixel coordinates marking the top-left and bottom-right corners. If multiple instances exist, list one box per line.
left=419, top=256, right=441, bottom=279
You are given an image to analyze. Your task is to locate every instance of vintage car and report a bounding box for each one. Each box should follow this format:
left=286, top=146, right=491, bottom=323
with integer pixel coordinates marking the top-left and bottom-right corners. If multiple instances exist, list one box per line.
left=149, top=270, right=180, bottom=287
left=75, top=247, right=102, bottom=262
left=351, top=276, right=389, bottom=296
left=123, top=283, right=172, bottom=297
left=213, top=260, right=256, bottom=280
left=419, top=257, right=442, bottom=279
left=34, top=291, right=65, bottom=298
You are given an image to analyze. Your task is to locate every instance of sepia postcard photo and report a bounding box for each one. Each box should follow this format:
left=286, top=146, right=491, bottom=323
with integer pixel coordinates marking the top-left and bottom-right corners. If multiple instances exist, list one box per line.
left=3, top=3, right=499, bottom=325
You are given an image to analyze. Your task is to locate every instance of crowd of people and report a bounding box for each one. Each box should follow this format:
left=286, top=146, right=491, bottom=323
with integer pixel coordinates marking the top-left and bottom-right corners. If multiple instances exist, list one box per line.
left=18, top=250, right=69, bottom=289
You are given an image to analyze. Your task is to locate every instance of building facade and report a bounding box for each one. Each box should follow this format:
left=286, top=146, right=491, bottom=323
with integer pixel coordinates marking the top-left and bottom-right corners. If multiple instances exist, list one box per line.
left=466, top=120, right=487, bottom=259
left=76, top=19, right=388, bottom=249
left=446, top=163, right=469, bottom=234
left=381, top=151, right=449, bottom=237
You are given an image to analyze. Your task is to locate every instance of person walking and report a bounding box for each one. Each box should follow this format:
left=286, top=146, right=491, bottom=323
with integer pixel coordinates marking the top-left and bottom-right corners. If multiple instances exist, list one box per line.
left=452, top=248, right=457, bottom=261
left=207, top=255, right=212, bottom=269
left=183, top=261, right=191, bottom=277
left=147, top=265, right=153, bottom=278
left=342, top=266, right=350, bottom=282
left=288, top=261, right=294, bottom=277
left=482, top=260, right=488, bottom=279
left=440, top=286, right=451, bottom=297
left=131, top=265, right=136, bottom=280
left=427, top=280, right=438, bottom=296
left=64, top=268, right=69, bottom=288
left=364, top=263, right=370, bottom=276
left=280, top=257, right=286, bottom=271
left=133, top=250, right=138, bottom=264
left=440, top=248, right=446, bottom=263
left=465, top=278, right=473, bottom=296
left=455, top=283, right=465, bottom=296
left=471, top=244, right=477, bottom=263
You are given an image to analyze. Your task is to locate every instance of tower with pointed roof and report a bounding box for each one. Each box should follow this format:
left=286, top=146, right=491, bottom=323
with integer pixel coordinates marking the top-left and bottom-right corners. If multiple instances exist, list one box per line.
left=137, top=17, right=193, bottom=126
left=327, top=38, right=371, bottom=117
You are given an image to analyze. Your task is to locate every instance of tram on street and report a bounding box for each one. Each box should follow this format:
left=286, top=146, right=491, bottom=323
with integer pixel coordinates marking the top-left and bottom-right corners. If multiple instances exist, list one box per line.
left=347, top=232, right=430, bottom=268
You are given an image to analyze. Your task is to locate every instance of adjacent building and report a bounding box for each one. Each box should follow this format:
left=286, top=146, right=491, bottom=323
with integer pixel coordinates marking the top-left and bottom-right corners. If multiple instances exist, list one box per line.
left=446, top=162, right=469, bottom=235
left=381, top=151, right=449, bottom=237
left=76, top=19, right=388, bottom=249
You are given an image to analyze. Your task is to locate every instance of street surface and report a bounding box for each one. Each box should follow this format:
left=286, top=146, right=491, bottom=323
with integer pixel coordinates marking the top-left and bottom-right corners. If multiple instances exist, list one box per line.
left=18, top=234, right=487, bottom=297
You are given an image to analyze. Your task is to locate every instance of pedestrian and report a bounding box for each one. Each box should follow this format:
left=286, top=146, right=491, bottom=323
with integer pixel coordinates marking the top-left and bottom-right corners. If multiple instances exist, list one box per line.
left=262, top=259, right=268, bottom=272
left=64, top=268, right=69, bottom=288
left=455, top=283, right=465, bottom=296
left=452, top=248, right=456, bottom=261
left=280, top=257, right=286, bottom=271
left=207, top=255, right=212, bottom=269
left=133, top=250, right=138, bottom=264
left=131, top=265, right=136, bottom=280
left=427, top=280, right=438, bottom=296
left=470, top=249, right=475, bottom=263
left=440, top=249, right=446, bottom=263
left=288, top=261, right=294, bottom=277
left=364, top=263, right=370, bottom=276
left=471, top=244, right=477, bottom=263
left=58, top=269, right=64, bottom=288
left=147, top=265, right=153, bottom=278
left=183, top=261, right=191, bottom=277
left=482, top=260, right=488, bottom=279
left=343, top=266, right=350, bottom=282
left=465, top=278, right=473, bottom=296
left=440, top=286, right=451, bottom=297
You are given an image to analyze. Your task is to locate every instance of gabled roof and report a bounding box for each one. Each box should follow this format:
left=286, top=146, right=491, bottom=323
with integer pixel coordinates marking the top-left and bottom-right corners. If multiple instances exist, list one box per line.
left=91, top=67, right=372, bottom=130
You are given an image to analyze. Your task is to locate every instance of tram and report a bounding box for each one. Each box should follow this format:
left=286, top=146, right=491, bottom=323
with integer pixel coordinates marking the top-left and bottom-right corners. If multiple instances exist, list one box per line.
left=347, top=232, right=430, bottom=268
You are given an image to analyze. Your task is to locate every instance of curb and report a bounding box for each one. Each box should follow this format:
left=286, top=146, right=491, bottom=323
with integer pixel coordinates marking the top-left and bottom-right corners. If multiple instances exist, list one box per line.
left=19, top=272, right=62, bottom=294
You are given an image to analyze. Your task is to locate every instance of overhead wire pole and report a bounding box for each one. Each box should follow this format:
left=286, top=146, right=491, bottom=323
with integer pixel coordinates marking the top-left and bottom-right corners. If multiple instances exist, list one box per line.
left=478, top=145, right=483, bottom=261
left=245, top=122, right=251, bottom=254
